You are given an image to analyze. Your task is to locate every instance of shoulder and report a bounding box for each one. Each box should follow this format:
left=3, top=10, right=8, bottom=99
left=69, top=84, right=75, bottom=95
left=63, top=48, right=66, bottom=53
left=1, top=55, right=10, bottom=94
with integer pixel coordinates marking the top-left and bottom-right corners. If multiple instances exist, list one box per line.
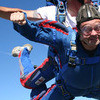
left=37, top=20, right=69, bottom=35
left=37, top=6, right=56, bottom=20
left=37, top=5, right=56, bottom=11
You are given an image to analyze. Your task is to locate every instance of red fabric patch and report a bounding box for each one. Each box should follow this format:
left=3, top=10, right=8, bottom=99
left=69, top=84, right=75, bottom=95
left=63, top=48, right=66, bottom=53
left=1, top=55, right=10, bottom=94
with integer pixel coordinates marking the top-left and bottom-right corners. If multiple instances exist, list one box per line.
left=39, top=20, right=68, bottom=35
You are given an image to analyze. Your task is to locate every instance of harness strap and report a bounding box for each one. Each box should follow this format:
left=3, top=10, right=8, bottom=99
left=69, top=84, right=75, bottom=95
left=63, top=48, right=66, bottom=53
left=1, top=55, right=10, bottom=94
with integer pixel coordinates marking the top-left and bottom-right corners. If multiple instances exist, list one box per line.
left=56, top=1, right=66, bottom=23
left=56, top=0, right=67, bottom=23
left=70, top=29, right=77, bottom=51
left=68, top=56, right=100, bottom=67
left=66, top=26, right=77, bottom=49
left=56, top=73, right=75, bottom=100
left=77, top=56, right=100, bottom=65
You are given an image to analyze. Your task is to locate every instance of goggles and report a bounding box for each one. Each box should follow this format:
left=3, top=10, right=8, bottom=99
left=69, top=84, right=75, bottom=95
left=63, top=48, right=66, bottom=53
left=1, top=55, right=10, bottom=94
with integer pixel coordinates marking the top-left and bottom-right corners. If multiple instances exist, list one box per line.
left=80, top=23, right=100, bottom=36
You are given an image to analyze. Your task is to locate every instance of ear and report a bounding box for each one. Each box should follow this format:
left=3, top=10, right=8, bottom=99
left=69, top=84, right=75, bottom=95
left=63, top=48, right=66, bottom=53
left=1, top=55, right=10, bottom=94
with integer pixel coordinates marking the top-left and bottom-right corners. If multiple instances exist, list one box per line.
left=79, top=33, right=84, bottom=41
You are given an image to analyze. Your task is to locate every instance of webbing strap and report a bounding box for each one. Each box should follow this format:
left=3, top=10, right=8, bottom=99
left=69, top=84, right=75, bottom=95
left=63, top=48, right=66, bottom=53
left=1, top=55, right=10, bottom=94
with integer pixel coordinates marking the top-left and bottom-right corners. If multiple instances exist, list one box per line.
left=56, top=0, right=67, bottom=23
left=66, top=26, right=77, bottom=49
left=56, top=73, right=74, bottom=100
left=77, top=56, right=100, bottom=65
left=69, top=56, right=100, bottom=66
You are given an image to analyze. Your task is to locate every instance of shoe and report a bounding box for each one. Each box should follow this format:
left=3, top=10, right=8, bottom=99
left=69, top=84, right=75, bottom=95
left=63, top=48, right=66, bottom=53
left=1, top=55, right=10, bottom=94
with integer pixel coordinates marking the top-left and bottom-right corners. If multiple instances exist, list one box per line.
left=34, top=65, right=38, bottom=69
left=23, top=44, right=33, bottom=52
left=12, top=44, right=33, bottom=57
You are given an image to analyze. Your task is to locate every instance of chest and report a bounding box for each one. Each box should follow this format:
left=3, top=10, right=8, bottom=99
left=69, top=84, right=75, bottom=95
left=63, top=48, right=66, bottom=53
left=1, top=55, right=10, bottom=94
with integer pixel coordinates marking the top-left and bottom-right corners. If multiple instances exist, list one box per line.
left=57, top=36, right=100, bottom=67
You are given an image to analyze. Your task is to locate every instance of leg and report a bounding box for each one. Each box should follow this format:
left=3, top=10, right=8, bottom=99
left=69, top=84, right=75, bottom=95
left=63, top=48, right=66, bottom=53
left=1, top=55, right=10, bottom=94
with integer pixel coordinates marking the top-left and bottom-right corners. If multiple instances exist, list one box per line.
left=40, top=85, right=74, bottom=100
left=30, top=84, right=47, bottom=99
left=12, top=44, right=34, bottom=79
left=12, top=44, right=47, bottom=98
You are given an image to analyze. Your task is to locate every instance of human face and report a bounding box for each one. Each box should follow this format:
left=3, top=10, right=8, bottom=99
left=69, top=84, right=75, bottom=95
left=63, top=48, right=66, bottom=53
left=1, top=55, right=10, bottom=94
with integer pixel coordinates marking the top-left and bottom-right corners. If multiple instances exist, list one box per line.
left=79, top=19, right=100, bottom=48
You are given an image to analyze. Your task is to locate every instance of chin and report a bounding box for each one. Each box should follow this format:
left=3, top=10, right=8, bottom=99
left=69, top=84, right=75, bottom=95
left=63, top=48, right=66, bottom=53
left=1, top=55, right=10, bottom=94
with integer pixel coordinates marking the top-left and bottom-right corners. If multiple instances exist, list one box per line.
left=88, top=42, right=99, bottom=46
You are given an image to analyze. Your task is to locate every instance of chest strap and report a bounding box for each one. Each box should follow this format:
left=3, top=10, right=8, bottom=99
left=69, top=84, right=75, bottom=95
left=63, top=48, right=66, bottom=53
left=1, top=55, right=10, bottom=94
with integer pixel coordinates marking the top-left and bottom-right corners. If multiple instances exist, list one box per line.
left=68, top=56, right=100, bottom=67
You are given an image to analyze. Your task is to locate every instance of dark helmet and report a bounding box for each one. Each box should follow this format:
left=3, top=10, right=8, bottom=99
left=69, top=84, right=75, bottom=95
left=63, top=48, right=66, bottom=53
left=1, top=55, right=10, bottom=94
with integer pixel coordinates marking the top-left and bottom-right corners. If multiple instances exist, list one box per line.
left=76, top=4, right=100, bottom=30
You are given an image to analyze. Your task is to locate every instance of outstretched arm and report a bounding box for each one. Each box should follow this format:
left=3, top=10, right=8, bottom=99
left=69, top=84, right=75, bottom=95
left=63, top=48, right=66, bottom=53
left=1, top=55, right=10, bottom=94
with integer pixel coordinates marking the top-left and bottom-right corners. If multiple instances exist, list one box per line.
left=0, top=6, right=42, bottom=21
left=11, top=12, right=68, bottom=49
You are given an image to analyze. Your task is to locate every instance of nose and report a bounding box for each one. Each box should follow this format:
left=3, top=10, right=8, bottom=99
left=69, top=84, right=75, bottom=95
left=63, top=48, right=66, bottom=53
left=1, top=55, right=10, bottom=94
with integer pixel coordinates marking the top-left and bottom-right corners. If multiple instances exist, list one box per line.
left=91, top=29, right=98, bottom=35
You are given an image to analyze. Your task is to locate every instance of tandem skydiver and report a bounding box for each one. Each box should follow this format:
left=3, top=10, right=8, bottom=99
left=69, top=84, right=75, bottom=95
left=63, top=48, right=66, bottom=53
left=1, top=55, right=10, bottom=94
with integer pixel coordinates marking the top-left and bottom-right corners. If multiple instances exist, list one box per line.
left=1, top=0, right=100, bottom=99
left=11, top=4, right=100, bottom=100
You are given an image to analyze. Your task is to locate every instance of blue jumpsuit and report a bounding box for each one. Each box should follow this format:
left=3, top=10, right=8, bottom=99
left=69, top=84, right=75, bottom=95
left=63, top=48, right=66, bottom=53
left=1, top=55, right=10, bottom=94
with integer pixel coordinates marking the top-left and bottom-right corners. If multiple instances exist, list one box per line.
left=13, top=19, right=100, bottom=100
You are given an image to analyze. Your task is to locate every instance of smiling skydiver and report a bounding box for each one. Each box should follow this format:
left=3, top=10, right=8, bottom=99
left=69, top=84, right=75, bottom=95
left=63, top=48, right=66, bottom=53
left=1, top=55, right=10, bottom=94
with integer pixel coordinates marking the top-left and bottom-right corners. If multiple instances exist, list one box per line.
left=1, top=0, right=100, bottom=99
left=10, top=3, right=100, bottom=100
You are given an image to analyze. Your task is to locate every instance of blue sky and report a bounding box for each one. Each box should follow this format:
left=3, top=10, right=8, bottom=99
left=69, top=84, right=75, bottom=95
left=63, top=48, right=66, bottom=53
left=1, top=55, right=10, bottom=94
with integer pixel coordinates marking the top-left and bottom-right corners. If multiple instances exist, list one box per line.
left=0, top=0, right=98, bottom=100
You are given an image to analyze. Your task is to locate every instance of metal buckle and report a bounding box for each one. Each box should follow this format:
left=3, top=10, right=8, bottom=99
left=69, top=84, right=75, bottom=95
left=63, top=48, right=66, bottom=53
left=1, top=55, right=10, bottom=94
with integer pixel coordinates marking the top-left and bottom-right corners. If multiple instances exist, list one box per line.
left=68, top=56, right=76, bottom=67
left=81, top=58, right=85, bottom=65
left=58, top=85, right=70, bottom=96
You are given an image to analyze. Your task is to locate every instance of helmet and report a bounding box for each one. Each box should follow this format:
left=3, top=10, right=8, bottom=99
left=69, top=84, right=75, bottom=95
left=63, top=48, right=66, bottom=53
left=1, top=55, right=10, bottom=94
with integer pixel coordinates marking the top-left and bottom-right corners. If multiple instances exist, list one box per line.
left=76, top=4, right=100, bottom=30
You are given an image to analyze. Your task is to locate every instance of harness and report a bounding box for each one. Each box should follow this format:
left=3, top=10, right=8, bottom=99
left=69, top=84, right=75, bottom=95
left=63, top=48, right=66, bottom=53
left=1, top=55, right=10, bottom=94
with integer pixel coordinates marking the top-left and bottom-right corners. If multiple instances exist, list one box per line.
left=56, top=0, right=66, bottom=24
left=55, top=0, right=100, bottom=24
left=66, top=27, right=100, bottom=67
left=54, top=26, right=100, bottom=99
left=45, top=0, right=100, bottom=98
left=46, top=0, right=100, bottom=24
left=46, top=0, right=67, bottom=23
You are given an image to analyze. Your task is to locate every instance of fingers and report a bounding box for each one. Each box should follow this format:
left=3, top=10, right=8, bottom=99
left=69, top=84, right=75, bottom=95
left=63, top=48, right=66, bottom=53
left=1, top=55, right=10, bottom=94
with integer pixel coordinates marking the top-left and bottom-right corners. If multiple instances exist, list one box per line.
left=10, top=12, right=26, bottom=25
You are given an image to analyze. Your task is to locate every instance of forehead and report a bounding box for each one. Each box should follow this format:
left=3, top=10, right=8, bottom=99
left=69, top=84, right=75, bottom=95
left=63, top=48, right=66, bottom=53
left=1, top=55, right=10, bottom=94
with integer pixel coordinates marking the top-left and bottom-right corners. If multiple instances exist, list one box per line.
left=81, top=19, right=100, bottom=26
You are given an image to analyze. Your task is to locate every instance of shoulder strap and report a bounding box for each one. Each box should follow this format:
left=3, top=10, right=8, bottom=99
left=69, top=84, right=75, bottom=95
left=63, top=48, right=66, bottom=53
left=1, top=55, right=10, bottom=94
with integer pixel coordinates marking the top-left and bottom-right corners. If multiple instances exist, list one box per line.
left=46, top=0, right=67, bottom=23
left=56, top=1, right=66, bottom=23
left=66, top=27, right=77, bottom=51
left=76, top=56, right=100, bottom=65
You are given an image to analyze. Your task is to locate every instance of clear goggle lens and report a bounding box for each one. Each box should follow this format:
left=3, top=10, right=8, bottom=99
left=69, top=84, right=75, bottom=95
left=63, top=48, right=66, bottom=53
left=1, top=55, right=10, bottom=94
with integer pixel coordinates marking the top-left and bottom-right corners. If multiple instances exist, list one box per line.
left=81, top=23, right=100, bottom=36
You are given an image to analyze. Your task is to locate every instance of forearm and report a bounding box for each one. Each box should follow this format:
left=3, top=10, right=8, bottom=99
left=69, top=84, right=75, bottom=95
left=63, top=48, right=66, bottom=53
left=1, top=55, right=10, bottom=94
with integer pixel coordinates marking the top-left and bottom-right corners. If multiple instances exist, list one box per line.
left=0, top=6, right=22, bottom=20
left=13, top=19, right=55, bottom=45
left=13, top=20, right=38, bottom=41
left=13, top=12, right=68, bottom=49
left=0, top=6, right=42, bottom=21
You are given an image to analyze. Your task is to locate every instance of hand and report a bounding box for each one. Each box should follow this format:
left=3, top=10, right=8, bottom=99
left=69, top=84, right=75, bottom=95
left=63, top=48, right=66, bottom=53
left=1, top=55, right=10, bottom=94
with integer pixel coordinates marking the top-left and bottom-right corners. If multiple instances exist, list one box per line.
left=10, top=12, right=26, bottom=25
